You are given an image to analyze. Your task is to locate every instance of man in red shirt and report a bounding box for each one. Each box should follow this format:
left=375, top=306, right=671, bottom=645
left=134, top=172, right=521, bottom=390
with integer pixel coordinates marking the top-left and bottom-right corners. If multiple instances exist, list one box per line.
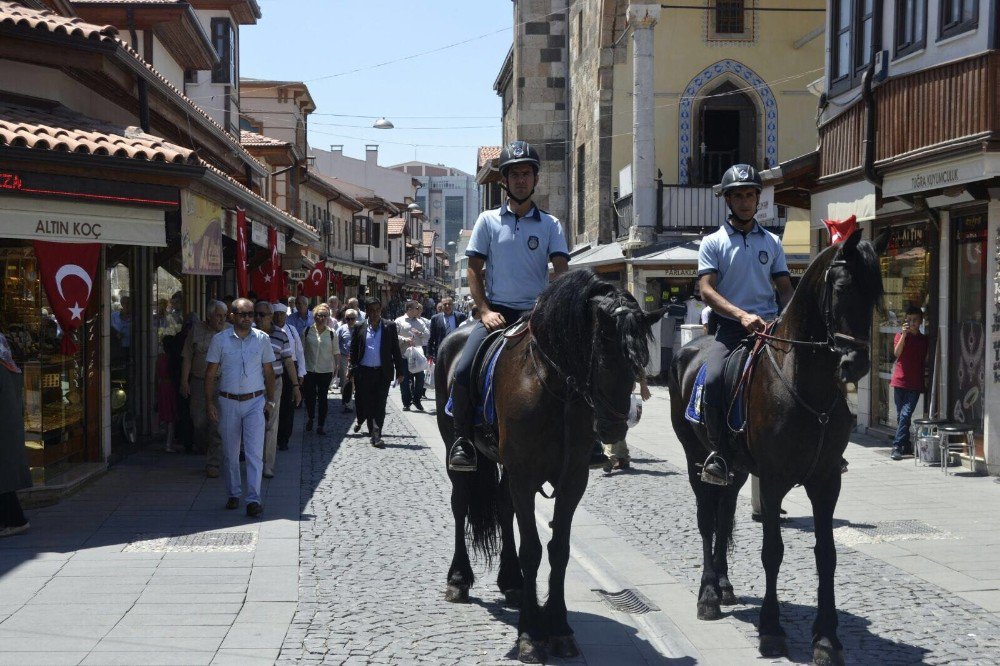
left=890, top=306, right=929, bottom=460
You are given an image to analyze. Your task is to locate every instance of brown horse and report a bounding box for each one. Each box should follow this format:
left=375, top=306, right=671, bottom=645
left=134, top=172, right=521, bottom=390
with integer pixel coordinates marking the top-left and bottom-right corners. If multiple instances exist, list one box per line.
left=669, top=229, right=887, bottom=665
left=436, top=270, right=663, bottom=663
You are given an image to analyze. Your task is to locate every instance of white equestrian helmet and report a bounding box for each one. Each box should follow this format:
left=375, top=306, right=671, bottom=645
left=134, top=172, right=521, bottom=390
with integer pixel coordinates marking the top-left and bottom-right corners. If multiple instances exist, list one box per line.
left=627, top=394, right=643, bottom=429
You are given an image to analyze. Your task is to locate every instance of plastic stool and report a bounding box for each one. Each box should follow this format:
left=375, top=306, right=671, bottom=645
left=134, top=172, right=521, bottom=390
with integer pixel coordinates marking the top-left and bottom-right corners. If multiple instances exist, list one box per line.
left=939, top=424, right=975, bottom=474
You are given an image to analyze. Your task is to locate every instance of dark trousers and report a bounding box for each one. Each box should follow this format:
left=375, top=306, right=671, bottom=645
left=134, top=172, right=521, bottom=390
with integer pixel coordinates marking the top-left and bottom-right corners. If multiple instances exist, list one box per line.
left=400, top=368, right=425, bottom=407
left=452, top=304, right=526, bottom=438
left=303, top=371, right=333, bottom=426
left=277, top=373, right=296, bottom=448
left=703, top=316, right=749, bottom=445
left=354, top=366, right=391, bottom=431
left=893, top=388, right=921, bottom=451
left=0, top=491, right=26, bottom=527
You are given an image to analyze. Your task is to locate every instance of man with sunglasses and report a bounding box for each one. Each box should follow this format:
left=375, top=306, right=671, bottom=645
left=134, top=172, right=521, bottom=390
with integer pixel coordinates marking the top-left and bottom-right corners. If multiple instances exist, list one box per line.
left=336, top=309, right=358, bottom=411
left=205, top=298, right=276, bottom=518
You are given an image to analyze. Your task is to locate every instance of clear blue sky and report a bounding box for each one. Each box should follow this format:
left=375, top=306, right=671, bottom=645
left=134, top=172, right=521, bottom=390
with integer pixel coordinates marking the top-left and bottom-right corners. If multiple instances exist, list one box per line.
left=241, top=0, right=512, bottom=176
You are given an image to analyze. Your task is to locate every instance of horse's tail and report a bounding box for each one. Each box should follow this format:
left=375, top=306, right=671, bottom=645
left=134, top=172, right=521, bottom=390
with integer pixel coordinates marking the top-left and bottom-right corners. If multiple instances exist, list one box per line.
left=465, top=461, right=502, bottom=564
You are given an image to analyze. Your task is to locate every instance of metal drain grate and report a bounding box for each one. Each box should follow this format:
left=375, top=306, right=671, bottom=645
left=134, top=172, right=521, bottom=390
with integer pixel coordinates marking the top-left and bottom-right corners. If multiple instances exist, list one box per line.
left=123, top=531, right=257, bottom=553
left=834, top=520, right=952, bottom=546
left=593, top=588, right=660, bottom=615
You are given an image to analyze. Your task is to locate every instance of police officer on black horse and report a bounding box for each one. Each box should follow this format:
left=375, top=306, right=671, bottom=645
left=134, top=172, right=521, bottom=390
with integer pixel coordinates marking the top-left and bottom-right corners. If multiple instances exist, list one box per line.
left=448, top=140, right=570, bottom=472
left=698, top=164, right=794, bottom=485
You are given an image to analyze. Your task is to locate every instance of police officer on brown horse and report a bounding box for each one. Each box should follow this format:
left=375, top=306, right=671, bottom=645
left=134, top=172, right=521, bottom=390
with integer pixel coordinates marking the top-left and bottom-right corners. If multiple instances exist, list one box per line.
left=698, top=164, right=794, bottom=485
left=448, top=140, right=570, bottom=472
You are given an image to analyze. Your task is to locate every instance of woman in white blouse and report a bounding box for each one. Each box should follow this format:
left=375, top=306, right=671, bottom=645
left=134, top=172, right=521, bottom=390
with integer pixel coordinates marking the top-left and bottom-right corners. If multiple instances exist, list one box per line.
left=302, top=303, right=340, bottom=435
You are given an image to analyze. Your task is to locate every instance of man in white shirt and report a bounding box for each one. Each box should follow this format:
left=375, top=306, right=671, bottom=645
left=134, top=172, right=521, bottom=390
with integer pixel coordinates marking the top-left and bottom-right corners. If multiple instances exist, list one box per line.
left=395, top=300, right=431, bottom=411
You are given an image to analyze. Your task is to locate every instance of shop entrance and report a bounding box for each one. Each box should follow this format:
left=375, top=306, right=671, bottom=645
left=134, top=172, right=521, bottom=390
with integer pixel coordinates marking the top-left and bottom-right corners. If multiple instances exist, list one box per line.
left=108, top=248, right=140, bottom=461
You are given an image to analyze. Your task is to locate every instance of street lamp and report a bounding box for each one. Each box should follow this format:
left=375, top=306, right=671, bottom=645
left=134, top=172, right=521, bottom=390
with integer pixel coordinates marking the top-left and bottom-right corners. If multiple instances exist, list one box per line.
left=373, top=117, right=394, bottom=129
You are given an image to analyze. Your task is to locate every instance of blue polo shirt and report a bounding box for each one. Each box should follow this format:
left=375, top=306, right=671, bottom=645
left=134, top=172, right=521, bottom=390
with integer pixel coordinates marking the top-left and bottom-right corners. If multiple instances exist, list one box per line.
left=698, top=219, right=789, bottom=321
left=466, top=203, right=570, bottom=310
left=205, top=327, right=276, bottom=394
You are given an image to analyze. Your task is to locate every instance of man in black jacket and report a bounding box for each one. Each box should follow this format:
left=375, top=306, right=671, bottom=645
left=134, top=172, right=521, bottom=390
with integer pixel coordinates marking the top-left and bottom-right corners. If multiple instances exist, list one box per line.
left=348, top=298, right=406, bottom=448
left=427, top=297, right=467, bottom=360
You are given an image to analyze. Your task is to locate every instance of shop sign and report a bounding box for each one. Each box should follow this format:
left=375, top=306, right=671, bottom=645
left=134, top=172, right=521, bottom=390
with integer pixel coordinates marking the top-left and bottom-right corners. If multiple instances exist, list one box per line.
left=643, top=268, right=698, bottom=277
left=251, top=220, right=267, bottom=247
left=0, top=196, right=165, bottom=246
left=882, top=153, right=1000, bottom=197
left=180, top=191, right=222, bottom=276
left=954, top=213, right=987, bottom=244
left=756, top=186, right=776, bottom=222
left=287, top=269, right=308, bottom=281
left=277, top=232, right=286, bottom=254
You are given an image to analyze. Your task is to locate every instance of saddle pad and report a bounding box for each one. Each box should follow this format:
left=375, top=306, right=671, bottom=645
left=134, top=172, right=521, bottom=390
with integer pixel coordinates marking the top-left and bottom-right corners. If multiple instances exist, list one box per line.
left=684, top=358, right=749, bottom=432
left=445, top=338, right=506, bottom=427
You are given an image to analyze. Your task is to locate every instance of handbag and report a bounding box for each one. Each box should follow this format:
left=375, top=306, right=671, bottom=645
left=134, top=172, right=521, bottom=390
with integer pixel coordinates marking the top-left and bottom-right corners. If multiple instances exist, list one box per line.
left=425, top=358, right=435, bottom=388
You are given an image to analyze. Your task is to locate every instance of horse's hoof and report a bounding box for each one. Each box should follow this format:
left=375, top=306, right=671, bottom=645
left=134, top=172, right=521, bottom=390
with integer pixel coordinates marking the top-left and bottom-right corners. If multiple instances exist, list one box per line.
left=517, top=632, right=546, bottom=664
left=759, top=634, right=788, bottom=658
left=720, top=587, right=738, bottom=605
left=548, top=634, right=579, bottom=659
left=813, top=637, right=845, bottom=666
left=502, top=588, right=522, bottom=608
left=697, top=601, right=722, bottom=621
left=444, top=583, right=469, bottom=603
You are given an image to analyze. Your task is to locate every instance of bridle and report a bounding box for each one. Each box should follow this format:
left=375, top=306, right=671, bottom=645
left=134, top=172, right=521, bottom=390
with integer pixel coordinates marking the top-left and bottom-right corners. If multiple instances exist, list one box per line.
left=756, top=259, right=870, bottom=355
left=526, top=299, right=635, bottom=427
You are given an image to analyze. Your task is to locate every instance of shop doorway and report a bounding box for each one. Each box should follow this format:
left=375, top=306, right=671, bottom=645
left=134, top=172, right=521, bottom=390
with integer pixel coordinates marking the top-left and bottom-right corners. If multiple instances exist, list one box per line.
left=107, top=249, right=139, bottom=461
left=698, top=80, right=758, bottom=185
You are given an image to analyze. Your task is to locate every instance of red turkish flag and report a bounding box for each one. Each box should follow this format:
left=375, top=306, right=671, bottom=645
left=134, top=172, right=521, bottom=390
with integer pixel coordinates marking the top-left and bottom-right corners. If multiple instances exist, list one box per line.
left=32, top=240, right=101, bottom=356
left=823, top=215, right=857, bottom=245
left=266, top=226, right=280, bottom=302
left=235, top=209, right=249, bottom=298
left=301, top=261, right=327, bottom=298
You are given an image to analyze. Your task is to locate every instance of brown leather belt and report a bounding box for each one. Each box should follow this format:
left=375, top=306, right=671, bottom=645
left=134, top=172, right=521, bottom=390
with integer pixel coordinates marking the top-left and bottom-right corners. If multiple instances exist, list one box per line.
left=218, top=390, right=264, bottom=401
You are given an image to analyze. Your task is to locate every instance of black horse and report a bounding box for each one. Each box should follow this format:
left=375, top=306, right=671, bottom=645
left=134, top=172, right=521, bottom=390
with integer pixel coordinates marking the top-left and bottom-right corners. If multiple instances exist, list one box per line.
left=436, top=270, right=663, bottom=663
left=669, top=229, right=887, bottom=665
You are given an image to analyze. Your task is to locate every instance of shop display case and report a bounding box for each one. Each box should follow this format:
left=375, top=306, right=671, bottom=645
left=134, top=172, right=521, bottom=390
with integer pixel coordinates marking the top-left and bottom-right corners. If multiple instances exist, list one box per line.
left=0, top=247, right=86, bottom=481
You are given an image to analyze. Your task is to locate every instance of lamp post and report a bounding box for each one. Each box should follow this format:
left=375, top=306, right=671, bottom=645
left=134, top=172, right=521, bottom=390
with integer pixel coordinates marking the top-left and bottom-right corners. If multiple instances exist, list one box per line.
left=373, top=117, right=394, bottom=129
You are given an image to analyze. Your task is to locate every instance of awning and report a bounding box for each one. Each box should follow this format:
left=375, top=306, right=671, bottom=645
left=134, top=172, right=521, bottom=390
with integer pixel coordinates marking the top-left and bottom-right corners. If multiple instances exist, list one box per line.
left=568, top=242, right=626, bottom=268
left=810, top=180, right=876, bottom=229
left=0, top=196, right=166, bottom=246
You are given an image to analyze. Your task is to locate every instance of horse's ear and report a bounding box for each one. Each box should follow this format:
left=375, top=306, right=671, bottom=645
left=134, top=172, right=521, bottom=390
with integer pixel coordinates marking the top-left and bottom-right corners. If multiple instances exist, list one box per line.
left=644, top=307, right=667, bottom=326
left=839, top=228, right=863, bottom=254
left=871, top=229, right=891, bottom=256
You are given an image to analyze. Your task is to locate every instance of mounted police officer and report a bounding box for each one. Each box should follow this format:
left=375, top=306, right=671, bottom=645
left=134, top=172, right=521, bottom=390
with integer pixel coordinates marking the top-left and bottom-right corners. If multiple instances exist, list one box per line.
left=448, top=140, right=570, bottom=472
left=698, top=164, right=794, bottom=485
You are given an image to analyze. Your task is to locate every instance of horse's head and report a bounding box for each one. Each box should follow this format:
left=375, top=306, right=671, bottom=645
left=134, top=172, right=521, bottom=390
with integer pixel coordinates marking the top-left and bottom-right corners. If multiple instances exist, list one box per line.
left=589, top=290, right=664, bottom=443
left=819, top=229, right=888, bottom=383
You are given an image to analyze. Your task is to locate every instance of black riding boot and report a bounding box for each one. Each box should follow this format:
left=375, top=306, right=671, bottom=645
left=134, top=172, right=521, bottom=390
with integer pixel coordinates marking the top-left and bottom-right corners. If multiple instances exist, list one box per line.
left=702, top=405, right=734, bottom=486
left=448, top=383, right=477, bottom=472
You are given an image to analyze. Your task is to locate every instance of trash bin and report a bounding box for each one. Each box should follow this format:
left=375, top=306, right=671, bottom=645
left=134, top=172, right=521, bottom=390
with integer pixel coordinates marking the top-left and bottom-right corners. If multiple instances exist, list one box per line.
left=915, top=436, right=941, bottom=463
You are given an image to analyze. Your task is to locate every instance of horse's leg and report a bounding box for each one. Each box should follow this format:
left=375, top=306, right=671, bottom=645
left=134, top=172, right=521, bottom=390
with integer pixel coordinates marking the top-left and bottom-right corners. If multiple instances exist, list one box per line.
left=714, top=473, right=746, bottom=606
left=445, top=475, right=473, bottom=603
left=806, top=474, right=845, bottom=666
left=543, top=465, right=588, bottom=659
left=509, top=478, right=546, bottom=663
left=496, top=470, right=523, bottom=607
left=758, top=479, right=789, bottom=658
left=688, top=464, right=723, bottom=620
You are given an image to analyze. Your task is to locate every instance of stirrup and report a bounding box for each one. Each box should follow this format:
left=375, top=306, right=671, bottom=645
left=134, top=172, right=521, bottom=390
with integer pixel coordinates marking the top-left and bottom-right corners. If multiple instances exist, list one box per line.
left=448, top=438, right=477, bottom=472
left=699, top=452, right=733, bottom=486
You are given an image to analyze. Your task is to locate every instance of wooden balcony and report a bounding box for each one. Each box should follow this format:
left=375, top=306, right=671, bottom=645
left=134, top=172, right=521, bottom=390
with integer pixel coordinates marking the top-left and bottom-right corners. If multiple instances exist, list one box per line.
left=819, top=52, right=1000, bottom=180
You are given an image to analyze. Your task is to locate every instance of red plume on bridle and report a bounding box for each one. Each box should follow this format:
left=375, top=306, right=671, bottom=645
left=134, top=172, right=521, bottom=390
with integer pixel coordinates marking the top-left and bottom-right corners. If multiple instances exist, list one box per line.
left=823, top=215, right=857, bottom=244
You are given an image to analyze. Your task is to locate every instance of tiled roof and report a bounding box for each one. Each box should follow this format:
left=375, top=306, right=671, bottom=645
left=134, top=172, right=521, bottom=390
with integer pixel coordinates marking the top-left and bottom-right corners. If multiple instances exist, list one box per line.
left=0, top=1, right=119, bottom=41
left=0, top=100, right=198, bottom=164
left=0, top=1, right=266, bottom=174
left=477, top=145, right=501, bottom=169
left=72, top=1, right=184, bottom=5
left=240, top=130, right=290, bottom=148
left=202, top=162, right=317, bottom=238
left=387, top=217, right=405, bottom=236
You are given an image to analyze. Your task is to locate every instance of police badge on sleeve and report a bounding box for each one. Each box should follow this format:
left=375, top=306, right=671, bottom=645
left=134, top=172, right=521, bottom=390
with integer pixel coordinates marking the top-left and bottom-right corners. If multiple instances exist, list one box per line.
left=527, top=236, right=539, bottom=250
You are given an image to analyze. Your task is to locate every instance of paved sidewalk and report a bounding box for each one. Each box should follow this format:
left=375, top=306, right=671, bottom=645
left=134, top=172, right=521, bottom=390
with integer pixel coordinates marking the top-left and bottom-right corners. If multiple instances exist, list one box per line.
left=0, top=441, right=302, bottom=665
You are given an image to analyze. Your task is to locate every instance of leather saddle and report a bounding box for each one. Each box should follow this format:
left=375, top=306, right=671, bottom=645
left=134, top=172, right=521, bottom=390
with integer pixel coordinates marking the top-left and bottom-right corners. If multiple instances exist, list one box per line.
left=685, top=338, right=755, bottom=433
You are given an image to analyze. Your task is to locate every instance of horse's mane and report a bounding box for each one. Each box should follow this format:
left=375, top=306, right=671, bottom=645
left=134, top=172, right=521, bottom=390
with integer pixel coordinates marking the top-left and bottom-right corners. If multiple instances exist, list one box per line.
left=531, top=270, right=652, bottom=381
left=797, top=237, right=885, bottom=314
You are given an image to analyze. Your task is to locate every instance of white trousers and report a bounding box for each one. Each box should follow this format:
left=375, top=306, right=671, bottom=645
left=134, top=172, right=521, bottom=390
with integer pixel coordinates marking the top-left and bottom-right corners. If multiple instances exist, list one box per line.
left=218, top=394, right=265, bottom=504
left=264, top=379, right=283, bottom=476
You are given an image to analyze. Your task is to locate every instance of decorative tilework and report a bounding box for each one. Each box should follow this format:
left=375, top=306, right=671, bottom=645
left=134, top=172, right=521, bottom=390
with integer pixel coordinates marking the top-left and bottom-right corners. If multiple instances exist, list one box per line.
left=678, top=59, right=778, bottom=185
